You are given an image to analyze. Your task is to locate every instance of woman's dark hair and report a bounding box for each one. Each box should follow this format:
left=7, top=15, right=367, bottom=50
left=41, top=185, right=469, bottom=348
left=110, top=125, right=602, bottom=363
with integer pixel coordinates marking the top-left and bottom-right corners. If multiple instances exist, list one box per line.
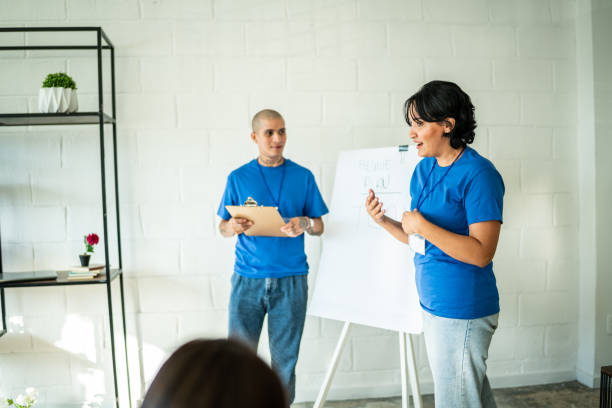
left=142, top=339, right=288, bottom=408
left=404, top=80, right=476, bottom=148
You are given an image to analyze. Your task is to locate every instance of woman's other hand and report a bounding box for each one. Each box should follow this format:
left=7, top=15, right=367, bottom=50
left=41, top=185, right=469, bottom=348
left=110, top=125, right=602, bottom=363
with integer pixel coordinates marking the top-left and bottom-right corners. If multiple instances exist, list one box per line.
left=401, top=209, right=424, bottom=235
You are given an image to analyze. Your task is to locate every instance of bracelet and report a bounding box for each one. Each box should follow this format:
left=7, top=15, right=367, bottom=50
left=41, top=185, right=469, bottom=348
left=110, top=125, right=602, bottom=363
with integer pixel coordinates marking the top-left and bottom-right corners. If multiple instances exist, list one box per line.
left=306, top=217, right=315, bottom=233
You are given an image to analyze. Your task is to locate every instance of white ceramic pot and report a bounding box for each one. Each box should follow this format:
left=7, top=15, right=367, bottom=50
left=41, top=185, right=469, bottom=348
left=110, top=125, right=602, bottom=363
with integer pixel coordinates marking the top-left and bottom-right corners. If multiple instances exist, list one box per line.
left=38, top=87, right=78, bottom=113
left=67, top=90, right=78, bottom=113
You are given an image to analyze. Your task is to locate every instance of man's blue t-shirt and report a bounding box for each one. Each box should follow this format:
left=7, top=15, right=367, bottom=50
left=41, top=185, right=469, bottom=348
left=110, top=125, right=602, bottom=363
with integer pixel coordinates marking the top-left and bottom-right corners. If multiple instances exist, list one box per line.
left=217, top=159, right=328, bottom=278
left=410, top=147, right=505, bottom=319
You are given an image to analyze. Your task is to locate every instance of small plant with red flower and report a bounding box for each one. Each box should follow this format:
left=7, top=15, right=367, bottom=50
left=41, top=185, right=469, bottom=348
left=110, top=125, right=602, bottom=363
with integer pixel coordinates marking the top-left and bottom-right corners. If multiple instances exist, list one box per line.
left=83, top=233, right=99, bottom=255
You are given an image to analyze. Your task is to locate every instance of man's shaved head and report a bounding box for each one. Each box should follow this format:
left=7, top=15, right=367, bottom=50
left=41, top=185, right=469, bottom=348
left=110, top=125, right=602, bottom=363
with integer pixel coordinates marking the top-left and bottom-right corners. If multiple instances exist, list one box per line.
left=252, top=109, right=284, bottom=132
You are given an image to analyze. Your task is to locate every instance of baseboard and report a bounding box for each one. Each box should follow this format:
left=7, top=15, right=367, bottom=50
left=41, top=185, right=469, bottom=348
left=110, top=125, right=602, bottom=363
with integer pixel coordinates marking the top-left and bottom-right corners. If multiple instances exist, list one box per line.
left=576, top=367, right=600, bottom=388
left=488, top=370, right=576, bottom=389
left=295, top=380, right=434, bottom=404
left=294, top=370, right=578, bottom=403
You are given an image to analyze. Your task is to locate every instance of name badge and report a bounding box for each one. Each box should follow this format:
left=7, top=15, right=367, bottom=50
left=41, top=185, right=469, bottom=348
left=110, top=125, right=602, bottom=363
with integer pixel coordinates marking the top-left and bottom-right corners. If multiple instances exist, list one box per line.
left=409, top=233, right=425, bottom=255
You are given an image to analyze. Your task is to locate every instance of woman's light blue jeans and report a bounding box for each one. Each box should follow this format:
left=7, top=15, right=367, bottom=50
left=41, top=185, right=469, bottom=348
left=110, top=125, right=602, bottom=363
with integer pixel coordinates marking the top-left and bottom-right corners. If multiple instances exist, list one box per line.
left=422, top=310, right=498, bottom=408
left=228, top=273, right=308, bottom=404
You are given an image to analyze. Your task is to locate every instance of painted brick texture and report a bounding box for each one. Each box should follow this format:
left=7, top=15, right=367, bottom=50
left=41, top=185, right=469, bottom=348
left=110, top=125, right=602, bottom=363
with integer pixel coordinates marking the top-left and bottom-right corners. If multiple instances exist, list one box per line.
left=0, top=0, right=579, bottom=406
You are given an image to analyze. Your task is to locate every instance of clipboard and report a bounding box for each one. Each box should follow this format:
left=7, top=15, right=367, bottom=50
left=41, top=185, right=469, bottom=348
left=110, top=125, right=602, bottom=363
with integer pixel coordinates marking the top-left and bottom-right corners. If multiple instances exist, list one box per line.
left=225, top=203, right=286, bottom=237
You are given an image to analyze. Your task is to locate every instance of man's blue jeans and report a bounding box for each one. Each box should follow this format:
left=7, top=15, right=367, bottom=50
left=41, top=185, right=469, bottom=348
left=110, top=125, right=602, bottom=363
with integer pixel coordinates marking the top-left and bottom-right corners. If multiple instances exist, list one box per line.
left=228, top=273, right=308, bottom=404
left=422, top=310, right=498, bottom=408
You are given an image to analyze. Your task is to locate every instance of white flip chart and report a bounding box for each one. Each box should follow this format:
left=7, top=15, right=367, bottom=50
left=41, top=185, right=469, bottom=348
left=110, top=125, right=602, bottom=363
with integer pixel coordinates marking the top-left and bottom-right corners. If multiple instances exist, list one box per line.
left=309, top=146, right=423, bottom=333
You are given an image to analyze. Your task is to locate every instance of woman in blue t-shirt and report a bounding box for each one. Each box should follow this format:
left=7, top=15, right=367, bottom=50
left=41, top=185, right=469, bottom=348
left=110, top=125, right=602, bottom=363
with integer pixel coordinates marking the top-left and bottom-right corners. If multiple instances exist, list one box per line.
left=366, top=81, right=504, bottom=408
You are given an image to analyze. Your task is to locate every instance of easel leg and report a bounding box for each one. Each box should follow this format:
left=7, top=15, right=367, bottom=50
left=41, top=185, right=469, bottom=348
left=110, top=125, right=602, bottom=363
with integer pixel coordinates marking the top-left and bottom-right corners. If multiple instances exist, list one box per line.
left=399, top=332, right=409, bottom=408
left=406, top=333, right=423, bottom=408
left=313, top=321, right=352, bottom=408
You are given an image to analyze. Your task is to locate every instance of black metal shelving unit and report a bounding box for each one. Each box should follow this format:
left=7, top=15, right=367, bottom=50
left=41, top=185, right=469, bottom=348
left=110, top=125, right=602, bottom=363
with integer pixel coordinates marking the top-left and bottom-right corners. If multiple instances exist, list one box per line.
left=0, top=112, right=115, bottom=125
left=0, top=27, right=131, bottom=408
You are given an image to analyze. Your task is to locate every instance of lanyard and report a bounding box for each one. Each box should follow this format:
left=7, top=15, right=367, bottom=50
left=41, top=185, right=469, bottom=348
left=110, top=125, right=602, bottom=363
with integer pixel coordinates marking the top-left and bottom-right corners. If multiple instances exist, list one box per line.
left=415, top=148, right=464, bottom=210
left=257, top=160, right=286, bottom=208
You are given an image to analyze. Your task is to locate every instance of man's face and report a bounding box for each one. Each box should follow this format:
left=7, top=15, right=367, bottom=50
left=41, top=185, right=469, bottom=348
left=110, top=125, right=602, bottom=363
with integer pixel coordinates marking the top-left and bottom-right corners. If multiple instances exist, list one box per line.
left=251, top=117, right=286, bottom=160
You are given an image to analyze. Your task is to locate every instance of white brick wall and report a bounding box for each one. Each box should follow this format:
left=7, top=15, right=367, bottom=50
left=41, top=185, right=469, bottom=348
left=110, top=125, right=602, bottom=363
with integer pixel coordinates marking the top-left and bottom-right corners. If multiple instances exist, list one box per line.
left=288, top=57, right=357, bottom=91
left=246, top=22, right=316, bottom=56
left=176, top=93, right=249, bottom=129
left=174, top=21, right=245, bottom=56
left=494, top=60, right=553, bottom=91
left=389, top=24, right=453, bottom=57
left=0, top=0, right=584, bottom=406
left=323, top=92, right=389, bottom=126
left=316, top=22, right=388, bottom=57
left=490, top=0, right=553, bottom=24
left=455, top=26, right=517, bottom=57
left=141, top=0, right=214, bottom=20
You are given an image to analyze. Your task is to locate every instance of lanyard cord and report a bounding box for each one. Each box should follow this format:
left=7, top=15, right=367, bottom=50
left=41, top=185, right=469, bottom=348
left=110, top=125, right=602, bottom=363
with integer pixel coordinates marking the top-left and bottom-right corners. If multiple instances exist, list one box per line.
left=415, top=148, right=465, bottom=210
left=257, top=159, right=286, bottom=208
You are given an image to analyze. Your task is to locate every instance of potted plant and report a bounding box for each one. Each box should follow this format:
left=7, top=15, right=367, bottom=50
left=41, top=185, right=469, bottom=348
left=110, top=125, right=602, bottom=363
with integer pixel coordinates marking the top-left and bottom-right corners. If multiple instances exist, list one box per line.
left=38, top=72, right=78, bottom=113
left=80, top=233, right=99, bottom=267
left=1, top=387, right=38, bottom=407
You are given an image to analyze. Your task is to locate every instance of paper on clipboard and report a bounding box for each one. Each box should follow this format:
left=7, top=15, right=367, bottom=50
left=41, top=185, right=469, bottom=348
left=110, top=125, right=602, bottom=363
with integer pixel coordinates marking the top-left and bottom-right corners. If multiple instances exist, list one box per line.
left=225, top=205, right=286, bottom=237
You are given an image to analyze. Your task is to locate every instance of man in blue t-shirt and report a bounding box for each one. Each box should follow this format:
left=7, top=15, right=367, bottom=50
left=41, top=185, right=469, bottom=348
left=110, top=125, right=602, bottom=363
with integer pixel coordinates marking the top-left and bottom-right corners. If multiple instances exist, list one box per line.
left=217, top=109, right=328, bottom=404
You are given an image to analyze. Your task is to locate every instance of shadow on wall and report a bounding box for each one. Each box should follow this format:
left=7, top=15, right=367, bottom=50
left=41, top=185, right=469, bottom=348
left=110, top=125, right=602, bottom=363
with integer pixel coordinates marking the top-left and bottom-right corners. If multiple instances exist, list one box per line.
left=0, top=280, right=167, bottom=407
left=0, top=313, right=109, bottom=407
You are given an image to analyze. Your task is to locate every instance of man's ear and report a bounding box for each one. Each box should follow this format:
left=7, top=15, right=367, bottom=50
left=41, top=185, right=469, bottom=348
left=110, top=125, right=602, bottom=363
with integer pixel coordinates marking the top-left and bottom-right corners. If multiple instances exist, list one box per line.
left=443, top=118, right=456, bottom=134
left=250, top=131, right=257, bottom=142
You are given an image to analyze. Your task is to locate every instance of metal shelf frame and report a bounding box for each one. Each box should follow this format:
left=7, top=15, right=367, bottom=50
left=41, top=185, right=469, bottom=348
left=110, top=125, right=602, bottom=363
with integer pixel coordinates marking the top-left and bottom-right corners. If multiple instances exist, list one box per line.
left=0, top=26, right=131, bottom=408
left=0, top=112, right=116, bottom=126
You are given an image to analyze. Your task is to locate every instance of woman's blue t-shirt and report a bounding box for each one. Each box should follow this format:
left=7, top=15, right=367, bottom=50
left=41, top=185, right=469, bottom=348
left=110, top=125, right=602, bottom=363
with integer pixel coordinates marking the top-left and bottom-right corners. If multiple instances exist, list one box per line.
left=410, top=147, right=505, bottom=319
left=217, top=159, right=328, bottom=278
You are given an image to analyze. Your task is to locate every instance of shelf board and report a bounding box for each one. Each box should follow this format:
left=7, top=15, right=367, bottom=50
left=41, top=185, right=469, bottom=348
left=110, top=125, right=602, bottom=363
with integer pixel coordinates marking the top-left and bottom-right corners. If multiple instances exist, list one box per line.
left=0, top=268, right=122, bottom=288
left=0, top=112, right=115, bottom=126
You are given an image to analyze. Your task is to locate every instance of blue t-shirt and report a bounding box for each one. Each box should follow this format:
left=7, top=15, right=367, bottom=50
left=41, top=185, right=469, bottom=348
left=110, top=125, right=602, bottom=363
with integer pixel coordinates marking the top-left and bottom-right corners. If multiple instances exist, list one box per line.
left=410, top=147, right=505, bottom=319
left=217, top=159, right=329, bottom=278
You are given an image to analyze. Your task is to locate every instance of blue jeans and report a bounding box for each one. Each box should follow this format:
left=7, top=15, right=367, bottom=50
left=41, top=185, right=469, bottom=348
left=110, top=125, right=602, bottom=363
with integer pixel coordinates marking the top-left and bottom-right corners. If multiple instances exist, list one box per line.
left=228, top=273, right=308, bottom=404
left=422, top=310, right=498, bottom=408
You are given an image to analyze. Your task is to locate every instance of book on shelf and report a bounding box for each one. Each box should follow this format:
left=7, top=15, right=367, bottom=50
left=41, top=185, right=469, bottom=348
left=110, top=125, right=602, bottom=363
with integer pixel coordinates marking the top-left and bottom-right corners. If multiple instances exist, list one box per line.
left=69, top=264, right=105, bottom=273
left=66, top=273, right=99, bottom=280
left=64, top=264, right=105, bottom=280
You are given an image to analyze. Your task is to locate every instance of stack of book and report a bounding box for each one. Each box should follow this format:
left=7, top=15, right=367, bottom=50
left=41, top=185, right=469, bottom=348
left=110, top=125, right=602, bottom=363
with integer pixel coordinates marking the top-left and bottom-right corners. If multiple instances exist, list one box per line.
left=67, top=264, right=105, bottom=280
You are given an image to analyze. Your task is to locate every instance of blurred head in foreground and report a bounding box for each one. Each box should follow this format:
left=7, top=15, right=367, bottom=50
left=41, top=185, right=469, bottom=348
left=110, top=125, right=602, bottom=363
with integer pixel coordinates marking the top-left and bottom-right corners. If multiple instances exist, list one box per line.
left=142, top=338, right=288, bottom=408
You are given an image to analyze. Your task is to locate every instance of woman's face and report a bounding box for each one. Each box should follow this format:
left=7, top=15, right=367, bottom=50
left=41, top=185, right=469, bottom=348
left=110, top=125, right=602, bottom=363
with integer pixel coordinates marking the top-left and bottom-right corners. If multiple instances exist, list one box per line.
left=408, top=104, right=452, bottom=158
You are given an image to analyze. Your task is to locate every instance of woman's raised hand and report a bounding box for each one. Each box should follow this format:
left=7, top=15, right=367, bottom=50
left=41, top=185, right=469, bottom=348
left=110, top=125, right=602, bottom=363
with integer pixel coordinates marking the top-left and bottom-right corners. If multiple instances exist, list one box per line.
left=365, top=189, right=386, bottom=223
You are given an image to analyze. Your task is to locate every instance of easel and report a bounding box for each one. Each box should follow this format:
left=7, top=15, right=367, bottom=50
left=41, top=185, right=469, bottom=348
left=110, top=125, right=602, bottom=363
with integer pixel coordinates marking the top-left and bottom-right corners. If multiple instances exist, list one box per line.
left=313, top=321, right=422, bottom=408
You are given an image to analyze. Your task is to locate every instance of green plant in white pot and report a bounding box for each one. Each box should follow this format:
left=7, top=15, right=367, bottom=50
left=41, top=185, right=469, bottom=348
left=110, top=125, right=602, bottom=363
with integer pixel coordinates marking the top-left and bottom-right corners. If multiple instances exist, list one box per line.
left=38, top=72, right=78, bottom=113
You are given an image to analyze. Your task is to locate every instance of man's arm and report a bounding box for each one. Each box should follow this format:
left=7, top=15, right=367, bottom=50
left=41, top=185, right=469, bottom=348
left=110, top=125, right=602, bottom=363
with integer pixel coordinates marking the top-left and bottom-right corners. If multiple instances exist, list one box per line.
left=305, top=217, right=324, bottom=236
left=280, top=216, right=324, bottom=237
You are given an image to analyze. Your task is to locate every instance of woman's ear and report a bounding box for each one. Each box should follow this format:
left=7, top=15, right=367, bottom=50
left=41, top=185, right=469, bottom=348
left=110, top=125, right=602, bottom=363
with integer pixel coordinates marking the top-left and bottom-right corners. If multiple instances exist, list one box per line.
left=443, top=118, right=456, bottom=134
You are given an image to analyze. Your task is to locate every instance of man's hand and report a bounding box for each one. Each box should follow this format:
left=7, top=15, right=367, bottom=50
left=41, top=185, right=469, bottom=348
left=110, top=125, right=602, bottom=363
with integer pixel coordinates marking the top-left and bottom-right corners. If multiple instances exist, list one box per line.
left=219, top=217, right=253, bottom=237
left=230, top=217, right=254, bottom=234
left=280, top=217, right=309, bottom=237
left=365, top=189, right=386, bottom=223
